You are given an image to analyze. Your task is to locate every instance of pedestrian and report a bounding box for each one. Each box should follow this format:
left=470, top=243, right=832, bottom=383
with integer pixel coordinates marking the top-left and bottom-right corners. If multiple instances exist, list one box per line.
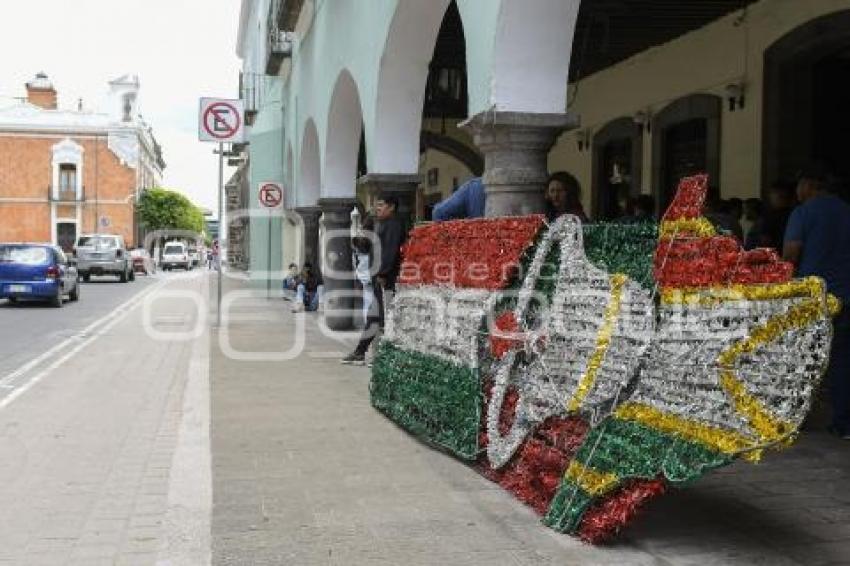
left=206, top=250, right=214, bottom=270
left=432, top=177, right=485, bottom=221
left=546, top=171, right=588, bottom=222
left=783, top=165, right=850, bottom=439
left=758, top=180, right=797, bottom=251
left=292, top=262, right=322, bottom=312
left=352, top=216, right=375, bottom=329
left=618, top=194, right=656, bottom=224
left=282, top=263, right=300, bottom=301
left=342, top=194, right=407, bottom=365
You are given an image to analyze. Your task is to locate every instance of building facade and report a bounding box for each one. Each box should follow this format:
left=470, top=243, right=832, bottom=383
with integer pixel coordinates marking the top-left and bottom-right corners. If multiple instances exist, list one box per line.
left=0, top=73, right=165, bottom=250
left=235, top=0, right=850, bottom=328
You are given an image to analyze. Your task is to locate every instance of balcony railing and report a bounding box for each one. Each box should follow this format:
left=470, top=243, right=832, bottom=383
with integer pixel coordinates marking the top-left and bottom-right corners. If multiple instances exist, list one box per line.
left=49, top=186, right=84, bottom=202
left=266, top=0, right=294, bottom=76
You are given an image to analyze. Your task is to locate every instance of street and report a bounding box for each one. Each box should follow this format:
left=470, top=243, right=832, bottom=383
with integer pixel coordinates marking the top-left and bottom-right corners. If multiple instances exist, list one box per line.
left=0, top=270, right=210, bottom=565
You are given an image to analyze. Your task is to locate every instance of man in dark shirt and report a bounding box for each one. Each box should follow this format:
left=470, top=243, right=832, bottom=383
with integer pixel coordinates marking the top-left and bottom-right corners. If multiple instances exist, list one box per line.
left=342, top=194, right=407, bottom=365
left=784, top=167, right=850, bottom=439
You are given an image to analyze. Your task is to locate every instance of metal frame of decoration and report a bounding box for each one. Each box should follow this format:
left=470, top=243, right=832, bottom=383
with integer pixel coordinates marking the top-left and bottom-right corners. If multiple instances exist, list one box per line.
left=370, top=174, right=837, bottom=543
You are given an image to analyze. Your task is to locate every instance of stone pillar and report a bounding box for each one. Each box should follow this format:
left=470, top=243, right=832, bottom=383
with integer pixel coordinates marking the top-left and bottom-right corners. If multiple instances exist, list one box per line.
left=318, top=198, right=358, bottom=331
left=294, top=206, right=321, bottom=276
left=357, top=173, right=421, bottom=227
left=461, top=111, right=579, bottom=217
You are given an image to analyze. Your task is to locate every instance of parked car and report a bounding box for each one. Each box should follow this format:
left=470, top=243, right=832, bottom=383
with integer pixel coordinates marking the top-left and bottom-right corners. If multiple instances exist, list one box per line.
left=161, top=242, right=191, bottom=271
left=130, top=248, right=157, bottom=275
left=188, top=247, right=201, bottom=268
left=0, top=243, right=80, bottom=307
left=74, top=234, right=135, bottom=283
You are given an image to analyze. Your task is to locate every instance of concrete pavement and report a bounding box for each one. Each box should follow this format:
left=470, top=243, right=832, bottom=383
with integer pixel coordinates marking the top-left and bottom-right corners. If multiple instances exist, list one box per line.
left=1, top=270, right=848, bottom=565
left=208, top=275, right=850, bottom=565
left=0, top=270, right=209, bottom=565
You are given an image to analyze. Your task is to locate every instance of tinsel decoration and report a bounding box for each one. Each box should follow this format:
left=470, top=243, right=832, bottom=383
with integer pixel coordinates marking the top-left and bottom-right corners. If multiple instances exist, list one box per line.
left=370, top=174, right=838, bottom=544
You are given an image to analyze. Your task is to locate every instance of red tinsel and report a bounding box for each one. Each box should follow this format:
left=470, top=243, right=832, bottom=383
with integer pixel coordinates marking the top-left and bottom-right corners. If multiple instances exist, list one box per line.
left=655, top=236, right=794, bottom=288
left=479, top=380, right=590, bottom=515
left=398, top=216, right=545, bottom=290
left=490, top=312, right=521, bottom=360
left=662, top=174, right=709, bottom=221
left=576, top=479, right=668, bottom=544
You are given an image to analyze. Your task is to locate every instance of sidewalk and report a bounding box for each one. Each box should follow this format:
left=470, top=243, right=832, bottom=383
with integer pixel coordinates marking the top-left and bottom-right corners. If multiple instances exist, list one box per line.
left=209, top=277, right=850, bottom=565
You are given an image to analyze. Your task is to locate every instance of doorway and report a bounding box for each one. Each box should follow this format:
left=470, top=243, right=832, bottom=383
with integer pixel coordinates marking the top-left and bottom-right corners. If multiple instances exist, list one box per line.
left=763, top=11, right=850, bottom=198
left=57, top=222, right=77, bottom=253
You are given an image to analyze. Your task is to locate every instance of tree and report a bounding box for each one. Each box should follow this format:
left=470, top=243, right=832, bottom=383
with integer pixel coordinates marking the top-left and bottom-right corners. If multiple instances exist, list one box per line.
left=137, top=187, right=206, bottom=234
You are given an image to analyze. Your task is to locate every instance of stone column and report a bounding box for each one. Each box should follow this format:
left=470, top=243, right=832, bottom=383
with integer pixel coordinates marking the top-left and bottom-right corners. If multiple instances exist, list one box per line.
left=318, top=198, right=359, bottom=331
left=294, top=206, right=321, bottom=276
left=357, top=173, right=421, bottom=227
left=461, top=111, right=579, bottom=217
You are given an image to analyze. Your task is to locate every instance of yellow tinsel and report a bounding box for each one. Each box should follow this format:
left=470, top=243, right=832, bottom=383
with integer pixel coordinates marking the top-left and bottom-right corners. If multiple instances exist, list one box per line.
left=564, top=461, right=620, bottom=496
left=661, top=278, right=829, bottom=307
left=614, top=402, right=759, bottom=461
left=567, top=274, right=627, bottom=412
left=716, top=296, right=823, bottom=443
left=659, top=217, right=716, bottom=238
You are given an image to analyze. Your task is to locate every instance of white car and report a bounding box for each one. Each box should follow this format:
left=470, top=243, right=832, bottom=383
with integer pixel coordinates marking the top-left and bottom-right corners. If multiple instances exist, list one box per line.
left=188, top=247, right=201, bottom=268
left=161, top=242, right=191, bottom=271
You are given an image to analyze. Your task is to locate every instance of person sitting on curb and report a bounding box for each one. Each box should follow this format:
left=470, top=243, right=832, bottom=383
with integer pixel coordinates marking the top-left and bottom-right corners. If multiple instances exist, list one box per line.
left=292, top=263, right=323, bottom=313
left=282, top=263, right=300, bottom=301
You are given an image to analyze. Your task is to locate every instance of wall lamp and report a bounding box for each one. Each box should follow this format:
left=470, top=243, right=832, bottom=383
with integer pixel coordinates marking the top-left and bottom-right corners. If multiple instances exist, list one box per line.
left=725, top=82, right=746, bottom=112
left=575, top=129, right=591, bottom=152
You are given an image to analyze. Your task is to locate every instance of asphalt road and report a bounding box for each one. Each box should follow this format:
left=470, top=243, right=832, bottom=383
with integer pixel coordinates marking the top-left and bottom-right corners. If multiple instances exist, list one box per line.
left=0, top=273, right=158, bottom=377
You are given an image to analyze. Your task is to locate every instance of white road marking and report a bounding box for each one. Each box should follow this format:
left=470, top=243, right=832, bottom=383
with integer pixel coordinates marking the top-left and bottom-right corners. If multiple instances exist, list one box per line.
left=0, top=279, right=169, bottom=409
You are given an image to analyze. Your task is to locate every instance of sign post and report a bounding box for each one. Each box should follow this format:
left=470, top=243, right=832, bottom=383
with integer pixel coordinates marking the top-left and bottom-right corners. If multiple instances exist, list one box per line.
left=258, top=182, right=284, bottom=298
left=199, top=98, right=245, bottom=327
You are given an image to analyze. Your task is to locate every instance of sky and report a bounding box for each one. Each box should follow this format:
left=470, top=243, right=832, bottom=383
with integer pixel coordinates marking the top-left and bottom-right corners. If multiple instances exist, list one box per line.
left=0, top=0, right=241, bottom=216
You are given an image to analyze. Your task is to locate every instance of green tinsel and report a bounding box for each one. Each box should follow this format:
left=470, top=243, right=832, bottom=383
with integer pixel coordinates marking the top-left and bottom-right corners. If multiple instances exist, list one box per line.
left=583, top=222, right=658, bottom=290
left=371, top=342, right=481, bottom=460
left=544, top=416, right=731, bottom=533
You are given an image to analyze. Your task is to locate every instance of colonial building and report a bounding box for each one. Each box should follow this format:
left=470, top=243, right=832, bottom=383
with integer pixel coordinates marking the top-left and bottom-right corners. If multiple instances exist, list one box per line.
left=235, top=0, right=850, bottom=329
left=0, top=73, right=165, bottom=250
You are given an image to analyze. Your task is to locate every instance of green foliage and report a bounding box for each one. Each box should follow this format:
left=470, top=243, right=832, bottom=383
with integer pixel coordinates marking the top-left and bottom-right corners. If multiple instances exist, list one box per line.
left=137, top=188, right=206, bottom=234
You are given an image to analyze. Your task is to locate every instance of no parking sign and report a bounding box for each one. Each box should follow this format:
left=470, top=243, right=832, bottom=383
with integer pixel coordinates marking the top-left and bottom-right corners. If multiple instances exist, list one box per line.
left=258, top=182, right=284, bottom=210
left=198, top=98, right=245, bottom=143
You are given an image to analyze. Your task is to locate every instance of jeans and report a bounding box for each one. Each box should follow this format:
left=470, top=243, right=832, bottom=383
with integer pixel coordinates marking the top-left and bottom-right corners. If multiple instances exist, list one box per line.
left=296, top=284, right=323, bottom=311
left=829, top=314, right=850, bottom=433
left=354, top=281, right=390, bottom=355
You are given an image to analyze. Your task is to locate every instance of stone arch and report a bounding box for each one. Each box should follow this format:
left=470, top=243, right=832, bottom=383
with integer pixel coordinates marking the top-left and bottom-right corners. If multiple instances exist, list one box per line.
left=372, top=0, right=454, bottom=174
left=489, top=0, right=581, bottom=113
left=298, top=118, right=321, bottom=207
left=420, top=130, right=483, bottom=176
left=324, top=69, right=365, bottom=198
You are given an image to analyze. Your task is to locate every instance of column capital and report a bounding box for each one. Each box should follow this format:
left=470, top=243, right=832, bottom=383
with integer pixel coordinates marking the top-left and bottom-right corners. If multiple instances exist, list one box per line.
left=356, top=173, right=422, bottom=191
left=461, top=110, right=580, bottom=217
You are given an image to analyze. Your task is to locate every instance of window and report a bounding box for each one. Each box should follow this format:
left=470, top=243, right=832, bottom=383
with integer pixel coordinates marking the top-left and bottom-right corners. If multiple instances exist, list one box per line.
left=59, top=164, right=77, bottom=197
left=0, top=245, right=50, bottom=265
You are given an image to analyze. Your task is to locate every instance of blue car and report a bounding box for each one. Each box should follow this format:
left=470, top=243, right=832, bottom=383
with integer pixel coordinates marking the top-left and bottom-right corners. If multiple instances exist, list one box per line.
left=0, top=244, right=80, bottom=307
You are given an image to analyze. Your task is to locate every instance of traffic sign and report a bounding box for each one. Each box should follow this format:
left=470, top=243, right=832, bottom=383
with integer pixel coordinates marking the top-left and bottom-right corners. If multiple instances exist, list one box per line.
left=199, top=98, right=245, bottom=143
left=258, top=182, right=284, bottom=210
